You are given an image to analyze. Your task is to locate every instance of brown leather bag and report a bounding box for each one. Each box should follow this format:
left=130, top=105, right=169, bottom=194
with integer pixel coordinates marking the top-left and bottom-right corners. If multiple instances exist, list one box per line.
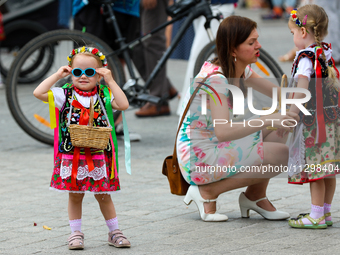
left=162, top=83, right=205, bottom=195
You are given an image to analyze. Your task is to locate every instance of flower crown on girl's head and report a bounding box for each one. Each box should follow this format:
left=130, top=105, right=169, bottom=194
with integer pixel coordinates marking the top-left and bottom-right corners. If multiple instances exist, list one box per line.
left=67, top=46, right=108, bottom=67
left=290, top=9, right=309, bottom=33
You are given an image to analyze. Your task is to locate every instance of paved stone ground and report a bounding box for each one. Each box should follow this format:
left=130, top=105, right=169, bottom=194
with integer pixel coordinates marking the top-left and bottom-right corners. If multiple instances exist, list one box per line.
left=1, top=7, right=340, bottom=255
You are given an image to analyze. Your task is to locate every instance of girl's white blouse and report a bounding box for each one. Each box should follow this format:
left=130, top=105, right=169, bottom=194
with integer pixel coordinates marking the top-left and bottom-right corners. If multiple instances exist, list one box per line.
left=51, top=87, right=114, bottom=110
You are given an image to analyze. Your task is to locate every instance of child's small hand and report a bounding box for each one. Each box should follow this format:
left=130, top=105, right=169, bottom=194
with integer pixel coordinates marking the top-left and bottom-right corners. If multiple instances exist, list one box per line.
left=96, top=68, right=114, bottom=84
left=57, top=66, right=72, bottom=79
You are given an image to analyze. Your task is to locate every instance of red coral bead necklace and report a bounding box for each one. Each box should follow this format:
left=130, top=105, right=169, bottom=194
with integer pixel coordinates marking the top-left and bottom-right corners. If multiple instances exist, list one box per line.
left=73, top=85, right=97, bottom=97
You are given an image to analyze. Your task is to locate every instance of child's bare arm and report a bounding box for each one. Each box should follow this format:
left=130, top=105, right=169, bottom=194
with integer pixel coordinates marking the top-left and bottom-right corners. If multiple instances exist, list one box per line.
left=96, top=68, right=129, bottom=111
left=289, top=74, right=309, bottom=114
left=33, top=66, right=72, bottom=102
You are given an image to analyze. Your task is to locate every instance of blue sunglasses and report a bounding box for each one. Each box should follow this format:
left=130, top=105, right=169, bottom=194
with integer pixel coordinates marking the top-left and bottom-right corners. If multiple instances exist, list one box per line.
left=72, top=68, right=96, bottom=77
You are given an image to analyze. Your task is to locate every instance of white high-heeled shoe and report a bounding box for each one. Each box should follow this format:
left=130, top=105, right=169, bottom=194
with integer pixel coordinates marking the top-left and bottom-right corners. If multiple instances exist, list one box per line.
left=183, top=185, right=228, bottom=222
left=239, top=192, right=289, bottom=220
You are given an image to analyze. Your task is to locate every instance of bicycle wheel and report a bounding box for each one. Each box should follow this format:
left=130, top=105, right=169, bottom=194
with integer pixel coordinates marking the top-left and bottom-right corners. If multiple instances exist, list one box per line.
left=194, top=41, right=284, bottom=120
left=0, top=20, right=53, bottom=83
left=6, top=29, right=125, bottom=145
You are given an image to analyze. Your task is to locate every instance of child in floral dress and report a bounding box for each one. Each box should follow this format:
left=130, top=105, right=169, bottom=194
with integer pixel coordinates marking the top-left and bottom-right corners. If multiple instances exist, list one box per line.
left=286, top=5, right=340, bottom=229
left=33, top=47, right=131, bottom=248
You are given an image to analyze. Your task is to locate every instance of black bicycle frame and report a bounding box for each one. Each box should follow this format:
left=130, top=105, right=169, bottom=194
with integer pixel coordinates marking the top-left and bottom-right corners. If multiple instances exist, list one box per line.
left=103, top=0, right=221, bottom=93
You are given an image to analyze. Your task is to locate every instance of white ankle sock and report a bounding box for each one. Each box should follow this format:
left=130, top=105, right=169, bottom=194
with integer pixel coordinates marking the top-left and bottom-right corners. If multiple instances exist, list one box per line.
left=69, top=219, right=82, bottom=233
left=309, top=204, right=324, bottom=219
left=106, top=217, right=119, bottom=232
left=324, top=203, right=332, bottom=220
left=324, top=203, right=331, bottom=214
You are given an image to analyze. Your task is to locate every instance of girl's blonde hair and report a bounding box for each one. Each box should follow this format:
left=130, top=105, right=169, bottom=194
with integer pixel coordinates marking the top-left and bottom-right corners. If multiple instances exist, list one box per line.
left=290, top=4, right=339, bottom=88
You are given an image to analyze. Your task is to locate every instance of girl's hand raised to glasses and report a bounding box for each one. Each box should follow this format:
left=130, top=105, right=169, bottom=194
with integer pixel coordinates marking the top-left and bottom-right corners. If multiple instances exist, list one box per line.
left=57, top=65, right=72, bottom=79
left=95, top=68, right=114, bottom=84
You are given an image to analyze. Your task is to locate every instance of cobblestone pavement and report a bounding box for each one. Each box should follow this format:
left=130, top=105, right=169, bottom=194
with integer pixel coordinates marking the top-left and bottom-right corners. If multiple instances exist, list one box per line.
left=1, top=7, right=339, bottom=255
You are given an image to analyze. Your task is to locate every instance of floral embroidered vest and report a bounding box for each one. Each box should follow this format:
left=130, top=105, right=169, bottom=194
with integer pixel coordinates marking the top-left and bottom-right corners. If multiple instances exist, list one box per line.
left=291, top=43, right=340, bottom=127
left=58, top=84, right=113, bottom=153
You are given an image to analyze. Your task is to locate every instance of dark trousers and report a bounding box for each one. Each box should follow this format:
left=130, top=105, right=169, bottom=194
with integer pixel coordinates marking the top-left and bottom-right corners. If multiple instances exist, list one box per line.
left=140, top=0, right=173, bottom=99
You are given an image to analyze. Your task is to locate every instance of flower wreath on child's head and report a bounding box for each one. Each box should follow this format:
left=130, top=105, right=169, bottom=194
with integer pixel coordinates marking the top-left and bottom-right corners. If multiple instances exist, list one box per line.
left=67, top=46, right=108, bottom=67
left=290, top=9, right=309, bottom=33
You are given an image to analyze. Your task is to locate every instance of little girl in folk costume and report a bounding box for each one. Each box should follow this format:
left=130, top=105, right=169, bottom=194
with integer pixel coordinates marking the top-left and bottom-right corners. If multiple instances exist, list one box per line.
left=286, top=5, right=340, bottom=229
left=33, top=47, right=131, bottom=249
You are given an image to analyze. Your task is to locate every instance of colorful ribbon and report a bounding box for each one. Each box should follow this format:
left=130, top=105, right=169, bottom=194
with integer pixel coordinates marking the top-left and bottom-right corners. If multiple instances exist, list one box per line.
left=122, top=111, right=131, bottom=175
left=102, top=85, right=120, bottom=179
left=71, top=147, right=81, bottom=187
left=54, top=108, right=59, bottom=163
left=70, top=100, right=98, bottom=187
left=110, top=136, right=118, bottom=179
left=329, top=44, right=340, bottom=108
left=46, top=90, right=59, bottom=162
left=70, top=147, right=97, bottom=187
left=71, top=100, right=98, bottom=125
left=332, top=57, right=340, bottom=108
left=47, top=90, right=56, bottom=129
left=314, top=47, right=326, bottom=144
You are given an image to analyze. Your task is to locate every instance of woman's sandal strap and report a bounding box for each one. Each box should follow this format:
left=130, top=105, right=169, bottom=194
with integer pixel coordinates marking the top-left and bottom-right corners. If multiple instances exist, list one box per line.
left=200, top=198, right=218, bottom=203
left=253, top=197, right=268, bottom=203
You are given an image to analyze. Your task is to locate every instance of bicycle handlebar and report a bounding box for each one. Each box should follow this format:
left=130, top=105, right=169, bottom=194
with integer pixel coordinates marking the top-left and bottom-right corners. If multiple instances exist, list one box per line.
left=100, top=0, right=223, bottom=107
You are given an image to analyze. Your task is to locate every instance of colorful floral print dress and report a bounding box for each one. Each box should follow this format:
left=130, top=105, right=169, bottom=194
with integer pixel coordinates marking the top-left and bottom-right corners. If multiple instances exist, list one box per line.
left=288, top=44, right=340, bottom=184
left=176, top=62, right=264, bottom=185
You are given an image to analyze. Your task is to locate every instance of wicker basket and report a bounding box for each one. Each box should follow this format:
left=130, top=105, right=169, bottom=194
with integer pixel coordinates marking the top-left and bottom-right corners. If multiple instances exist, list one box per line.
left=69, top=97, right=112, bottom=149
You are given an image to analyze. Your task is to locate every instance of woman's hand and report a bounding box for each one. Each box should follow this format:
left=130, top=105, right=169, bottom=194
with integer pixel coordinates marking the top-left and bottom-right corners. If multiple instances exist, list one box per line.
left=269, top=111, right=300, bottom=137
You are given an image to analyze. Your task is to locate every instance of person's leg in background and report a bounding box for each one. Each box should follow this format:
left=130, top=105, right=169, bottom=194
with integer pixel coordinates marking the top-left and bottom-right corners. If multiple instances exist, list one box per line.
left=108, top=11, right=144, bottom=140
left=58, top=0, right=72, bottom=29
left=74, top=3, right=142, bottom=141
left=176, top=3, right=235, bottom=115
left=0, top=11, right=4, bottom=88
left=262, top=0, right=283, bottom=19
left=112, top=12, right=143, bottom=141
left=129, top=15, right=147, bottom=82
left=261, top=0, right=296, bottom=19
left=0, top=74, right=3, bottom=89
left=135, top=0, right=176, bottom=117
left=284, top=0, right=295, bottom=14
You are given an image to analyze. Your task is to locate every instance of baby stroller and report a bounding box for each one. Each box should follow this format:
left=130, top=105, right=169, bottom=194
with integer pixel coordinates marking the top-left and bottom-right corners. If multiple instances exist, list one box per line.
left=0, top=0, right=60, bottom=82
